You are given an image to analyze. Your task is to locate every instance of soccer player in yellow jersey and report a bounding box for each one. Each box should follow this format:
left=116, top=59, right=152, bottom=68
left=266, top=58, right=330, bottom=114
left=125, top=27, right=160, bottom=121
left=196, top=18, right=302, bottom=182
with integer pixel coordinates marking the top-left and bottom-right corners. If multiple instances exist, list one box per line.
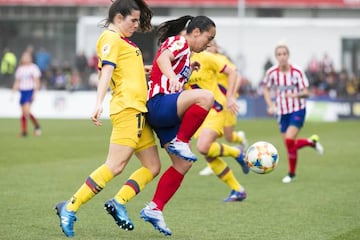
left=199, top=40, right=248, bottom=176
left=212, top=47, right=246, bottom=144
left=55, top=0, right=161, bottom=237
left=185, top=50, right=250, bottom=202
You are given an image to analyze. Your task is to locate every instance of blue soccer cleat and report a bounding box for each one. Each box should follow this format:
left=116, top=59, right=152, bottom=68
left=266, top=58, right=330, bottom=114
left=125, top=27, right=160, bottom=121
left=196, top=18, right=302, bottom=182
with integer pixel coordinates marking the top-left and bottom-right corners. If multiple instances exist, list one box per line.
left=167, top=137, right=197, bottom=162
left=140, top=202, right=172, bottom=236
left=224, top=190, right=247, bottom=202
left=55, top=201, right=77, bottom=237
left=235, top=149, right=250, bottom=174
left=104, top=198, right=134, bottom=231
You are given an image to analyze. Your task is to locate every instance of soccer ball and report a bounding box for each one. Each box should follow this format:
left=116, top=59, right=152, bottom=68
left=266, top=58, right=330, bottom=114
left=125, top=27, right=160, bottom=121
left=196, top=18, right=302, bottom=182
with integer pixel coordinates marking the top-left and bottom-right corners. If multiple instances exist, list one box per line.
left=245, top=141, right=279, bottom=174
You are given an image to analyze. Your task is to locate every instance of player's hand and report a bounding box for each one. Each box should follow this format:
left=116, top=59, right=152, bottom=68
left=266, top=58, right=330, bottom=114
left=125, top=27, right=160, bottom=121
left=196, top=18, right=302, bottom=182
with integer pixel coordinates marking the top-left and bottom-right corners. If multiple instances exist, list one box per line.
left=267, top=105, right=276, bottom=115
left=169, top=77, right=182, bottom=93
left=227, top=97, right=239, bottom=114
left=191, top=61, right=200, bottom=71
left=91, top=106, right=103, bottom=126
left=144, top=65, right=152, bottom=75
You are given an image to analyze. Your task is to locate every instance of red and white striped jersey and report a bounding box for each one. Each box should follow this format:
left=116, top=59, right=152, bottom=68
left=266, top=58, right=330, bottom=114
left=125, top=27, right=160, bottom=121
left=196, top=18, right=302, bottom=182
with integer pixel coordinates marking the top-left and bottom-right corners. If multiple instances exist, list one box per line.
left=262, top=64, right=309, bottom=115
left=15, top=63, right=41, bottom=91
left=148, top=35, right=191, bottom=99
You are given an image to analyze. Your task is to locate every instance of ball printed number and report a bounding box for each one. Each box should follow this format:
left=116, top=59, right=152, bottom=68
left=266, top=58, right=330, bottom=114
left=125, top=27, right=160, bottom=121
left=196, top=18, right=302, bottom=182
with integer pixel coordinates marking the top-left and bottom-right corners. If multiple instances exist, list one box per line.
left=245, top=141, right=279, bottom=174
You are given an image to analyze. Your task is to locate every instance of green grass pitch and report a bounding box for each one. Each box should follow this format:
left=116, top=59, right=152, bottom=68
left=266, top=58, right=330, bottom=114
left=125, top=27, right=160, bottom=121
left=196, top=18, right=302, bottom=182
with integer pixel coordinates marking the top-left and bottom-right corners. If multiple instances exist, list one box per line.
left=0, top=118, right=359, bottom=240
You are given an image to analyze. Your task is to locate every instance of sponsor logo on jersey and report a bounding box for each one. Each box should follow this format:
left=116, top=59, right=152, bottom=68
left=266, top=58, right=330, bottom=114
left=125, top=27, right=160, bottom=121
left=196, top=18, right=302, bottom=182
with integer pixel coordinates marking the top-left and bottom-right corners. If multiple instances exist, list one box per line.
left=180, top=66, right=191, bottom=81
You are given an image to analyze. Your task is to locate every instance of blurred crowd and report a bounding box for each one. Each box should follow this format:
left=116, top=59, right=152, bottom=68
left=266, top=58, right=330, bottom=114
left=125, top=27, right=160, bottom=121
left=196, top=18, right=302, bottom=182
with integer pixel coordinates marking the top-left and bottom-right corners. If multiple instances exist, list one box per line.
left=0, top=46, right=99, bottom=91
left=1, top=46, right=359, bottom=99
left=304, top=53, right=360, bottom=99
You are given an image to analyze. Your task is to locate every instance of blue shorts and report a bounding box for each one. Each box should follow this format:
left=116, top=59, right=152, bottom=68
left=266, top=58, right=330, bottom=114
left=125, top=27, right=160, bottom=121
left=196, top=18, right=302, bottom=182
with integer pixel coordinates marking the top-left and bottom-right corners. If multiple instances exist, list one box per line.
left=278, top=108, right=306, bottom=133
left=20, top=90, right=34, bottom=105
left=146, top=93, right=181, bottom=146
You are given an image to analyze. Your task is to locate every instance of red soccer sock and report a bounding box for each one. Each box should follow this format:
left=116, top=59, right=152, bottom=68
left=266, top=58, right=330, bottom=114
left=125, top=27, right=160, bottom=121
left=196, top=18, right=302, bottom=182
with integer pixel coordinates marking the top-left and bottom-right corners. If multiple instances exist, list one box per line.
left=21, top=115, right=27, bottom=134
left=296, top=138, right=313, bottom=150
left=152, top=166, right=184, bottom=211
left=176, top=104, right=208, bottom=143
left=285, top=138, right=297, bottom=175
left=29, top=114, right=40, bottom=129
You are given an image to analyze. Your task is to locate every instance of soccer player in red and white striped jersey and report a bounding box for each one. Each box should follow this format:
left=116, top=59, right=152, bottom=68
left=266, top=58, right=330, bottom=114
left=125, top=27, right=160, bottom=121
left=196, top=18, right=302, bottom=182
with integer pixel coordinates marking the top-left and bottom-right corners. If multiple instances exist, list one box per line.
left=142, top=15, right=216, bottom=235
left=263, top=43, right=324, bottom=183
left=12, top=51, right=41, bottom=137
left=264, top=63, right=308, bottom=115
left=147, top=35, right=190, bottom=97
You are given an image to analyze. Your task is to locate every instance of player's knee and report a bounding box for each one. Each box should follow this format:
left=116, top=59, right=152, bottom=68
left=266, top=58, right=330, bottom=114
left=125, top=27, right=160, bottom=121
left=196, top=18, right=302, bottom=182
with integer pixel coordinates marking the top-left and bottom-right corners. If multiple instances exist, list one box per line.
left=199, top=90, right=214, bottom=109
left=149, top=164, right=161, bottom=178
left=172, top=156, right=193, bottom=174
left=196, top=142, right=210, bottom=156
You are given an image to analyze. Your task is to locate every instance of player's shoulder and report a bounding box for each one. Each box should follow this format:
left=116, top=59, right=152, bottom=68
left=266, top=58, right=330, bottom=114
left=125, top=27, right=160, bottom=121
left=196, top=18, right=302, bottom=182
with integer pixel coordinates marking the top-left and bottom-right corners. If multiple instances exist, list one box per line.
left=215, top=53, right=231, bottom=62
left=214, top=53, right=235, bottom=69
left=165, top=35, right=187, bottom=49
left=98, top=30, right=121, bottom=44
left=202, top=51, right=224, bottom=63
left=191, top=51, right=214, bottom=66
left=290, top=64, right=306, bottom=75
left=266, top=65, right=279, bottom=75
left=290, top=64, right=304, bottom=71
left=97, top=30, right=123, bottom=55
left=204, top=51, right=216, bottom=57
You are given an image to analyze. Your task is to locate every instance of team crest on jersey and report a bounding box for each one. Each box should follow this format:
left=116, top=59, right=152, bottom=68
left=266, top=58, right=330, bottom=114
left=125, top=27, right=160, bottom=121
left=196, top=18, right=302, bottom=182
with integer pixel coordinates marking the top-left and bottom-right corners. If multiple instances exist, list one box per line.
left=180, top=66, right=191, bottom=81
left=102, top=44, right=110, bottom=56
left=173, top=39, right=185, bottom=50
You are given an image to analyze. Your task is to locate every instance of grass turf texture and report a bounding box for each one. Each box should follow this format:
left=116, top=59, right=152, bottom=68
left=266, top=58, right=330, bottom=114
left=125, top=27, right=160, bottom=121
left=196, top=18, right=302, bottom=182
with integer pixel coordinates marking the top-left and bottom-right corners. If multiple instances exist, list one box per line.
left=0, top=119, right=359, bottom=240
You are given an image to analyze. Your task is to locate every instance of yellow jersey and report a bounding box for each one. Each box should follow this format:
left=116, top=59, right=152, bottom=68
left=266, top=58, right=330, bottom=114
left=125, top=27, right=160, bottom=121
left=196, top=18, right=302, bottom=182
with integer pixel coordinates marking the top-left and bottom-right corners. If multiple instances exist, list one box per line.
left=96, top=30, right=147, bottom=114
left=185, top=51, right=226, bottom=112
left=215, top=53, right=236, bottom=93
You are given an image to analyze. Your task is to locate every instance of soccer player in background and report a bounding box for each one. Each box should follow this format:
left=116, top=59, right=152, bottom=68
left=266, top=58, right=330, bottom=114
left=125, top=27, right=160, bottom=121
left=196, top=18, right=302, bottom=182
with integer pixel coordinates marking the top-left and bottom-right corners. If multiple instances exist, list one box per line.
left=55, top=0, right=162, bottom=237
left=12, top=51, right=42, bottom=137
left=140, top=15, right=216, bottom=236
left=185, top=49, right=249, bottom=202
left=199, top=40, right=248, bottom=176
left=262, top=43, right=324, bottom=184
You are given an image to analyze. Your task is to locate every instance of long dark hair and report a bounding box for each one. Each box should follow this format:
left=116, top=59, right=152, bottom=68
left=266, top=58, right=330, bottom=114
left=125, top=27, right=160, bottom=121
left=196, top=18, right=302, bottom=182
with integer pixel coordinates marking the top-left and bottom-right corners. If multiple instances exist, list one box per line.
left=156, top=15, right=216, bottom=45
left=156, top=15, right=193, bottom=44
left=102, top=0, right=153, bottom=32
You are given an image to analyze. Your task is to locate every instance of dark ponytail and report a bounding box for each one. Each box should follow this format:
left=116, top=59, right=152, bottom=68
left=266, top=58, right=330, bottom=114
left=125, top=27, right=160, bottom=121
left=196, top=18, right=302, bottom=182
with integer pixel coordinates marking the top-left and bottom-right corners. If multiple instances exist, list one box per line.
left=133, top=0, right=153, bottom=32
left=156, top=15, right=194, bottom=45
